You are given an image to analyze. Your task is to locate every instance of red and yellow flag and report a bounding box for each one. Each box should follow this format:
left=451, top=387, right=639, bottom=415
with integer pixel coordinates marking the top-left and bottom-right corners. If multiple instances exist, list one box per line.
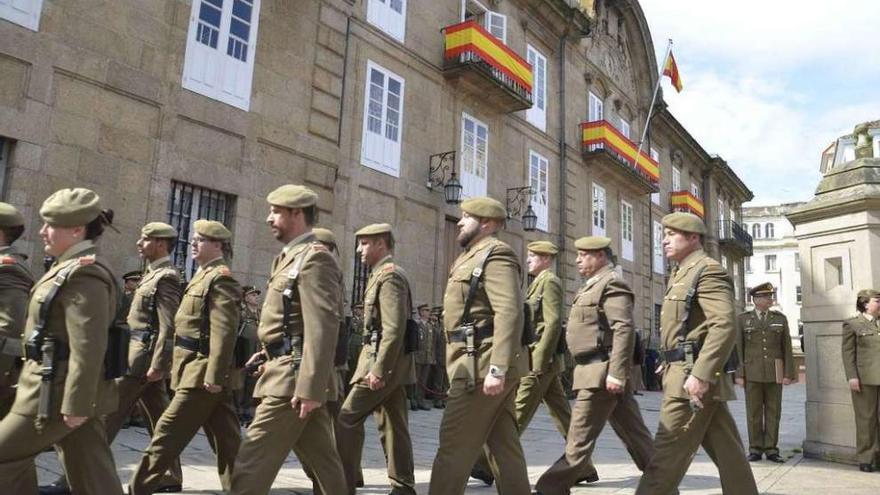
left=444, top=20, right=533, bottom=92
left=662, top=51, right=683, bottom=93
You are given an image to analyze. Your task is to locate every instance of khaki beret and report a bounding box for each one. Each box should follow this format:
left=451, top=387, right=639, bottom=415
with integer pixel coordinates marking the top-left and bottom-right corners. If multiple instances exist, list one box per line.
left=141, top=221, right=177, bottom=239
left=417, top=303, right=429, bottom=310
left=355, top=223, right=394, bottom=238
left=527, top=241, right=558, bottom=255
left=193, top=219, right=232, bottom=241
left=749, top=282, right=775, bottom=297
left=661, top=212, right=706, bottom=235
left=122, top=270, right=142, bottom=281
left=39, top=188, right=102, bottom=227
left=312, top=227, right=337, bottom=245
left=574, top=236, right=611, bottom=251
left=460, top=196, right=506, bottom=220
left=858, top=289, right=880, bottom=299
left=0, top=202, right=24, bottom=228
left=242, top=285, right=261, bottom=296
left=266, top=184, right=317, bottom=209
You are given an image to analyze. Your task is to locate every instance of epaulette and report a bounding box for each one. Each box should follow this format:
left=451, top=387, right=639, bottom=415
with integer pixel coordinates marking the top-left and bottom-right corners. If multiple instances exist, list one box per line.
left=78, top=255, right=96, bottom=266
left=382, top=263, right=395, bottom=273
left=218, top=266, right=232, bottom=276
left=0, top=255, right=15, bottom=265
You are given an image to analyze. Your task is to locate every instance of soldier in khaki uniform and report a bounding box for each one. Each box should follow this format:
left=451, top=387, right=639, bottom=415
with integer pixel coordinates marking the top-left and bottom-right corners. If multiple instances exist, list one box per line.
left=337, top=223, right=416, bottom=495
left=237, top=285, right=261, bottom=424
left=229, top=185, right=346, bottom=495
left=0, top=188, right=122, bottom=494
left=130, top=219, right=242, bottom=495
left=535, top=237, right=654, bottom=494
left=430, top=306, right=448, bottom=408
left=736, top=282, right=796, bottom=463
left=842, top=289, right=880, bottom=472
left=636, top=213, right=757, bottom=494
left=0, top=203, right=33, bottom=418
left=409, top=304, right=435, bottom=411
left=429, top=197, right=530, bottom=495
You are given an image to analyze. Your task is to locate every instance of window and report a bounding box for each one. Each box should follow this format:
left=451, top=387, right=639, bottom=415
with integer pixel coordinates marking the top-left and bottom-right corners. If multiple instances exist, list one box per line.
left=653, top=304, right=662, bottom=339
left=529, top=150, right=549, bottom=232
left=351, top=239, right=372, bottom=306
left=752, top=223, right=761, bottom=239
left=619, top=118, right=631, bottom=139
left=745, top=256, right=751, bottom=273
left=796, top=286, right=802, bottom=305
left=621, top=200, right=633, bottom=261
left=721, top=255, right=728, bottom=270
left=367, top=0, right=407, bottom=42
left=167, top=181, right=236, bottom=280
left=588, top=91, right=604, bottom=122
left=0, top=137, right=9, bottom=199
left=795, top=252, right=800, bottom=272
left=650, top=148, right=660, bottom=204
left=0, top=0, right=43, bottom=31
left=652, top=220, right=664, bottom=274
left=729, top=208, right=736, bottom=222
left=718, top=200, right=725, bottom=236
left=461, top=113, right=488, bottom=198
left=765, top=223, right=775, bottom=238
left=183, top=0, right=261, bottom=111
left=463, top=0, right=505, bottom=43
left=592, top=183, right=606, bottom=236
left=733, top=263, right=740, bottom=300
left=361, top=61, right=405, bottom=177
left=672, top=167, right=681, bottom=191
left=765, top=254, right=777, bottom=272
left=690, top=181, right=701, bottom=199
left=525, top=45, right=547, bottom=131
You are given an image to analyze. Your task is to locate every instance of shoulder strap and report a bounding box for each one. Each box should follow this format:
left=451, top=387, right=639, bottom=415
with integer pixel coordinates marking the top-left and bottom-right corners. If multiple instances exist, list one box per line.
left=461, top=246, right=494, bottom=324
left=34, top=261, right=80, bottom=337
left=674, top=264, right=707, bottom=344
left=281, top=245, right=314, bottom=335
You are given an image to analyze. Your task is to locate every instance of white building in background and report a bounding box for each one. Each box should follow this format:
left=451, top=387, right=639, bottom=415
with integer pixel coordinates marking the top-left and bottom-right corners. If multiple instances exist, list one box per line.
left=743, top=202, right=806, bottom=351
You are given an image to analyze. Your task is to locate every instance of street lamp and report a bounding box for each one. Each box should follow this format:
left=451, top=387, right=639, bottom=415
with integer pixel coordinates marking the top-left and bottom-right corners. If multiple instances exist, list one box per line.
left=427, top=151, right=462, bottom=205
left=506, top=186, right=537, bottom=232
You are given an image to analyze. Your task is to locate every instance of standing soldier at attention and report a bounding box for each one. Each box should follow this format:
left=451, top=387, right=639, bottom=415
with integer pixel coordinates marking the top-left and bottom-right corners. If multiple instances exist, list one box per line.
left=736, top=282, right=796, bottom=463
left=229, top=185, right=346, bottom=495
left=534, top=237, right=653, bottom=494
left=841, top=289, right=880, bottom=472
left=429, top=197, right=530, bottom=495
left=430, top=306, right=448, bottom=408
left=636, top=212, right=757, bottom=494
left=409, top=304, right=435, bottom=411
left=129, top=220, right=242, bottom=495
left=237, top=285, right=262, bottom=425
left=121, top=270, right=143, bottom=317
left=0, top=203, right=33, bottom=418
left=0, top=188, right=122, bottom=494
left=337, top=223, right=416, bottom=495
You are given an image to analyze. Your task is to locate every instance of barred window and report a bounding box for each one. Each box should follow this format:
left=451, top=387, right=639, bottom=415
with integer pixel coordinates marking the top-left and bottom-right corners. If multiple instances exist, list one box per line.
left=351, top=241, right=371, bottom=307
left=167, top=181, right=236, bottom=280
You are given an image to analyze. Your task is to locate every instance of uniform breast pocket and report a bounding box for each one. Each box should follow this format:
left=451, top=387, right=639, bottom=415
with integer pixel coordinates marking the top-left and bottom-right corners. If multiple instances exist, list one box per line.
left=743, top=326, right=754, bottom=340
left=447, top=270, right=472, bottom=302
left=573, top=293, right=600, bottom=325
left=185, top=287, right=208, bottom=314
left=663, top=292, right=688, bottom=323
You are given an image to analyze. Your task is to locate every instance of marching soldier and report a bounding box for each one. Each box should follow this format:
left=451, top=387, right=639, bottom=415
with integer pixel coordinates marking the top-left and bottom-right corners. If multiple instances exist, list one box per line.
left=842, top=289, right=880, bottom=472
left=0, top=203, right=33, bottom=418
left=129, top=220, right=242, bottom=495
left=228, top=185, right=346, bottom=495
left=0, top=188, right=122, bottom=494
left=409, top=304, right=435, bottom=411
left=534, top=237, right=653, bottom=494
left=736, top=282, right=796, bottom=463
left=636, top=212, right=757, bottom=494
left=429, top=197, right=530, bottom=494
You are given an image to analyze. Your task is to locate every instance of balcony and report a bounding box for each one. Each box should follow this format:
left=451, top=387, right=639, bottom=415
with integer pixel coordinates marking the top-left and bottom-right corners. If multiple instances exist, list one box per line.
left=718, top=220, right=754, bottom=256
left=580, top=120, right=659, bottom=193
left=670, top=190, right=705, bottom=217
left=442, top=20, right=533, bottom=113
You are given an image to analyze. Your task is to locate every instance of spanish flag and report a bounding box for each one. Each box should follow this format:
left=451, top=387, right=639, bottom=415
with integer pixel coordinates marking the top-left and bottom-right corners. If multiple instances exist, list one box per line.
left=662, top=51, right=683, bottom=92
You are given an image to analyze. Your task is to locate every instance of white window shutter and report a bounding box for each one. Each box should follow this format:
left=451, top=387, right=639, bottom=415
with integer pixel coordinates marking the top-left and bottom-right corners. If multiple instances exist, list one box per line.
left=621, top=201, right=633, bottom=261
left=592, top=183, right=606, bottom=237
left=486, top=11, right=506, bottom=43
left=361, top=61, right=405, bottom=177
left=525, top=45, right=547, bottom=131
left=367, top=0, right=406, bottom=42
left=529, top=151, right=549, bottom=232
left=461, top=113, right=488, bottom=198
left=0, top=0, right=43, bottom=31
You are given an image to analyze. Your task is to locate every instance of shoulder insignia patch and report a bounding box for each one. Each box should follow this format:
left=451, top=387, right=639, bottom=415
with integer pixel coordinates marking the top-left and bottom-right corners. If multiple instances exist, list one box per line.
left=382, top=263, right=395, bottom=273
left=218, top=267, right=232, bottom=276
left=0, top=256, right=15, bottom=265
left=78, top=255, right=96, bottom=265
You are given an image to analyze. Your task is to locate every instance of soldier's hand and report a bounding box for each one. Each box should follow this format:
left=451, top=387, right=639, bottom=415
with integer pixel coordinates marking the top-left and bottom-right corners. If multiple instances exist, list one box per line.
left=63, top=415, right=88, bottom=429
left=605, top=381, right=624, bottom=395
left=146, top=367, right=165, bottom=382
left=245, top=351, right=267, bottom=376
left=203, top=383, right=222, bottom=393
left=366, top=372, right=386, bottom=391
left=849, top=378, right=861, bottom=393
left=482, top=374, right=505, bottom=396
left=683, top=375, right=709, bottom=408
left=782, top=378, right=792, bottom=386
left=735, top=377, right=745, bottom=387
left=291, top=397, right=321, bottom=419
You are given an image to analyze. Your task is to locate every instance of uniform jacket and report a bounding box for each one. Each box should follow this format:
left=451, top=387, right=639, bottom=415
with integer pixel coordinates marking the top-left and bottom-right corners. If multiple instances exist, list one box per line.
left=0, top=246, right=33, bottom=388
left=842, top=314, right=880, bottom=385
left=443, top=235, right=526, bottom=381
left=736, top=309, right=796, bottom=383
left=253, top=232, right=341, bottom=403
left=528, top=269, right=565, bottom=374
left=12, top=241, right=119, bottom=418
left=126, top=257, right=182, bottom=377
left=414, top=319, right=436, bottom=366
left=566, top=264, right=635, bottom=390
left=171, top=258, right=241, bottom=390
left=352, top=256, right=415, bottom=386
left=660, top=249, right=737, bottom=402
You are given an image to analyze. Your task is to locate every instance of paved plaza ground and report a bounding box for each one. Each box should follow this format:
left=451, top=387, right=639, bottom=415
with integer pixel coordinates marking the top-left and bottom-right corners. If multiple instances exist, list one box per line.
left=35, top=382, right=880, bottom=494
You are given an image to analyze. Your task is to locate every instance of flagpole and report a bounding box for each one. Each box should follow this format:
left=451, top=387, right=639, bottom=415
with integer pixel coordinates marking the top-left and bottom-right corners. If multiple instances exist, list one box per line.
left=636, top=39, right=673, bottom=168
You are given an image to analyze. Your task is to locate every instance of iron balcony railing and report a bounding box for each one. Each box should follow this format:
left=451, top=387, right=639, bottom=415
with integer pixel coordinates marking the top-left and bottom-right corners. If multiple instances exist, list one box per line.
left=718, top=220, right=753, bottom=256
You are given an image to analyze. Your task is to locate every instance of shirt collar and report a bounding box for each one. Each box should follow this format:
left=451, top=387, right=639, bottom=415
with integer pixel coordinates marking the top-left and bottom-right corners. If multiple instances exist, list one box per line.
left=371, top=254, right=393, bottom=270
left=56, top=240, right=95, bottom=264
left=149, top=255, right=171, bottom=271
left=585, top=263, right=613, bottom=286
left=197, top=256, right=225, bottom=271
left=282, top=230, right=315, bottom=254
left=863, top=313, right=876, bottom=322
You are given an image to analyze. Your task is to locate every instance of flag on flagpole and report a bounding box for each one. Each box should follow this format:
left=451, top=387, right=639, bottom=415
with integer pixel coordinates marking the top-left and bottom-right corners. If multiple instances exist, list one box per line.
left=662, top=51, right=683, bottom=92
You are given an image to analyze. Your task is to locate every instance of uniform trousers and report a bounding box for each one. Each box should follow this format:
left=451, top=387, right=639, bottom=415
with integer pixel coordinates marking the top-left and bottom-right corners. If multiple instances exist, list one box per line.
left=635, top=396, right=758, bottom=495
left=0, top=413, right=121, bottom=494
left=337, top=382, right=416, bottom=495
left=0, top=354, right=19, bottom=418
left=851, top=383, right=880, bottom=464
left=429, top=376, right=530, bottom=495
left=129, top=387, right=240, bottom=495
left=536, top=387, right=654, bottom=495
left=745, top=381, right=783, bottom=456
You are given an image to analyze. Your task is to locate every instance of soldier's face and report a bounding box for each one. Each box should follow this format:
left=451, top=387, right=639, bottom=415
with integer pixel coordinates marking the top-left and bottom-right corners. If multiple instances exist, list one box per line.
left=419, top=308, right=431, bottom=320
left=867, top=297, right=880, bottom=317
left=456, top=213, right=481, bottom=247
left=358, top=236, right=385, bottom=266
left=124, top=279, right=140, bottom=291
left=266, top=205, right=298, bottom=242
left=39, top=223, right=84, bottom=257
left=526, top=251, right=551, bottom=275
left=190, top=235, right=222, bottom=264
left=576, top=249, right=606, bottom=278
left=136, top=235, right=162, bottom=261
left=753, top=295, right=772, bottom=311
left=662, top=228, right=699, bottom=262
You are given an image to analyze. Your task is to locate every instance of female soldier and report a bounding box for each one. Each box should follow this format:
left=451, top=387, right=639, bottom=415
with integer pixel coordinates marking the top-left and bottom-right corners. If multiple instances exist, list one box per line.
left=842, top=289, right=880, bottom=472
left=0, top=188, right=123, bottom=494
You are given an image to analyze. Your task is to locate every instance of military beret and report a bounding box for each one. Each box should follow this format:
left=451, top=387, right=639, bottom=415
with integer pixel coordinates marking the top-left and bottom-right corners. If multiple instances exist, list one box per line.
left=574, top=236, right=611, bottom=251
left=141, top=221, right=177, bottom=239
left=355, top=223, right=394, bottom=238
left=0, top=202, right=24, bottom=228
left=266, top=184, right=318, bottom=209
left=749, top=282, right=775, bottom=297
left=242, top=285, right=261, bottom=296
left=193, top=219, right=232, bottom=241
left=122, top=270, right=142, bottom=281
left=460, top=196, right=506, bottom=220
left=417, top=303, right=429, bottom=310
left=858, top=289, right=880, bottom=299
left=527, top=240, right=558, bottom=255
left=39, top=188, right=102, bottom=227
left=312, top=227, right=337, bottom=245
left=661, top=212, right=706, bottom=235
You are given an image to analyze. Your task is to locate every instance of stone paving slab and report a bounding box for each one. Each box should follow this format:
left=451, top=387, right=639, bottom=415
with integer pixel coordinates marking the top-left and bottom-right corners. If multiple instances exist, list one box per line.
left=35, top=383, right=878, bottom=494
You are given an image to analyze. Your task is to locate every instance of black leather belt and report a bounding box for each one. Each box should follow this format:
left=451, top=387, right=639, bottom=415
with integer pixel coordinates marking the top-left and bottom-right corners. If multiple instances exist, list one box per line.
left=264, top=334, right=303, bottom=361
left=175, top=335, right=204, bottom=354
left=447, top=325, right=494, bottom=343
left=24, top=341, right=70, bottom=362
left=662, top=342, right=701, bottom=363
left=573, top=348, right=609, bottom=365
left=130, top=329, right=155, bottom=344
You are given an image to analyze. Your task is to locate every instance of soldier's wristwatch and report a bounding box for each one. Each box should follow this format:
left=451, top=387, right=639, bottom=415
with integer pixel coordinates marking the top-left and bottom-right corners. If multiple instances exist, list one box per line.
left=488, top=365, right=506, bottom=378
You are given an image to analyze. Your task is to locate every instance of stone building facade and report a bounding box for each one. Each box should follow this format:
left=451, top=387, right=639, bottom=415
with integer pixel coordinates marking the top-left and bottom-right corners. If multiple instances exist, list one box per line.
left=0, top=0, right=752, bottom=334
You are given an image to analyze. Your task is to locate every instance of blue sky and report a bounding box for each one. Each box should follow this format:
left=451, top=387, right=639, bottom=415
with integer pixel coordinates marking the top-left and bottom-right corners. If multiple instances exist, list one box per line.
left=639, top=0, right=880, bottom=206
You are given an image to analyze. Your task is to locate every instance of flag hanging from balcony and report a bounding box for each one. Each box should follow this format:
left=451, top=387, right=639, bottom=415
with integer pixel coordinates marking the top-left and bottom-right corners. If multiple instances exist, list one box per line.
left=662, top=51, right=683, bottom=92
left=444, top=20, right=533, bottom=93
